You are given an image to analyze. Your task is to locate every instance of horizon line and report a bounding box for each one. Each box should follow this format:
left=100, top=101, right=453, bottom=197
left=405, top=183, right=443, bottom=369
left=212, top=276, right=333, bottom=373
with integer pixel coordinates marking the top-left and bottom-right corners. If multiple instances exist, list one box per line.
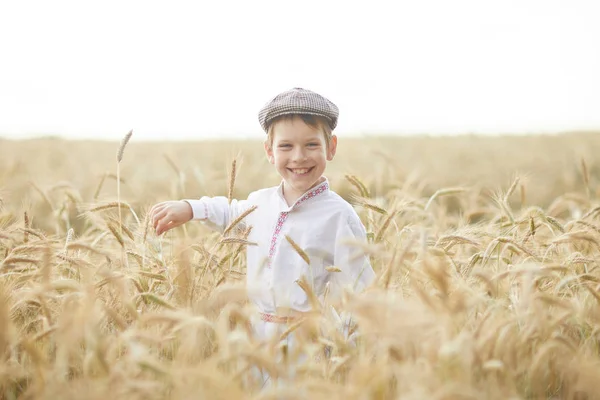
left=2, top=129, right=600, bottom=142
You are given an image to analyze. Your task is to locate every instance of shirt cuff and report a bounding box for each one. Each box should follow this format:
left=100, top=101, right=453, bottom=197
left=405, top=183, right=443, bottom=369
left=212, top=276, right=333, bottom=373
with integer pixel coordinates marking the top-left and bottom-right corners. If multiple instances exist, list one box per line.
left=182, top=199, right=208, bottom=220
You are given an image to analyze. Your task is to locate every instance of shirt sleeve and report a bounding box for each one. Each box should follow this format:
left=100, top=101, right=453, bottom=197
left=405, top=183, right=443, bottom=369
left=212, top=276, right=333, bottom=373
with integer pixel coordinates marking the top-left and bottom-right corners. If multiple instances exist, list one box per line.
left=330, top=210, right=376, bottom=342
left=182, top=196, right=252, bottom=233
left=332, top=210, right=376, bottom=295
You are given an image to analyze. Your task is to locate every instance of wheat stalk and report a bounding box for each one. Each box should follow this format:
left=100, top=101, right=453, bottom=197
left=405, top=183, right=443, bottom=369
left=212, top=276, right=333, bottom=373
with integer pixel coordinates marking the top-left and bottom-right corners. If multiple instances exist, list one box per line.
left=218, top=237, right=257, bottom=246
left=1, top=256, right=40, bottom=269
left=116, top=130, right=132, bottom=238
left=374, top=210, right=398, bottom=243
left=581, top=157, right=590, bottom=199
left=116, top=129, right=133, bottom=163
left=581, top=206, right=600, bottom=221
left=93, top=172, right=108, bottom=200
left=86, top=201, right=140, bottom=224
left=520, top=182, right=526, bottom=205
left=23, top=211, right=30, bottom=243
left=66, top=242, right=112, bottom=258
left=504, top=176, right=520, bottom=202
left=285, top=235, right=310, bottom=265
left=424, top=187, right=467, bottom=211
left=106, top=216, right=135, bottom=240
left=345, top=174, right=370, bottom=198
left=352, top=197, right=388, bottom=215
left=163, top=153, right=186, bottom=197
left=107, top=223, right=125, bottom=248
left=29, top=181, right=53, bottom=211
left=222, top=205, right=257, bottom=236
left=228, top=158, right=237, bottom=204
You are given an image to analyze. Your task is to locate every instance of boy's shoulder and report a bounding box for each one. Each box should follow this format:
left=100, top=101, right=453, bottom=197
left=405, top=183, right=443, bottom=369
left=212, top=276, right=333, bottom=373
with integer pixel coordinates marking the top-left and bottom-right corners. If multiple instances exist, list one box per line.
left=246, top=185, right=279, bottom=202
left=324, top=190, right=368, bottom=236
left=324, top=190, right=362, bottom=218
left=325, top=189, right=353, bottom=208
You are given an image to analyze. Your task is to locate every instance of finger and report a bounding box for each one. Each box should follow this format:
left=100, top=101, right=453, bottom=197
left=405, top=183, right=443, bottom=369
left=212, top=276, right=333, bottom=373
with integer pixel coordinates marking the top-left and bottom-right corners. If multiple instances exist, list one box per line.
left=149, top=203, right=167, bottom=218
left=155, top=217, right=169, bottom=236
left=157, top=219, right=181, bottom=236
left=155, top=211, right=178, bottom=234
left=152, top=208, right=170, bottom=229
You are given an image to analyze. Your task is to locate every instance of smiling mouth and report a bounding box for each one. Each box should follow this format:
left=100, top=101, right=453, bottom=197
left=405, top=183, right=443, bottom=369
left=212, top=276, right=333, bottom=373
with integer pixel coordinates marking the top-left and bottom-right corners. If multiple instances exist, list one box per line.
left=288, top=167, right=314, bottom=175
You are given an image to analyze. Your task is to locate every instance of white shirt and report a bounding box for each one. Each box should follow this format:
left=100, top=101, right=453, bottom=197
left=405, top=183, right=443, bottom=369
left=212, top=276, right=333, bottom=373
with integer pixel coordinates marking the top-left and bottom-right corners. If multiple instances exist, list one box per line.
left=185, top=178, right=375, bottom=314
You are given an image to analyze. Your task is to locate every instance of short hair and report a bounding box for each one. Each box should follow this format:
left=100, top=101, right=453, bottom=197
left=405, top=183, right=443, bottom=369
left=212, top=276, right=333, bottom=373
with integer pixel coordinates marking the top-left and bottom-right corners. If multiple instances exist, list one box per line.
left=266, top=114, right=333, bottom=147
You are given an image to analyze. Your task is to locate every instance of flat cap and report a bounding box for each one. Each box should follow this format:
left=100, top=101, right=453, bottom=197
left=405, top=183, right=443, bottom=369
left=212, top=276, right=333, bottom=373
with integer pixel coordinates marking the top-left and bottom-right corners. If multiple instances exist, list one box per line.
left=258, top=87, right=339, bottom=133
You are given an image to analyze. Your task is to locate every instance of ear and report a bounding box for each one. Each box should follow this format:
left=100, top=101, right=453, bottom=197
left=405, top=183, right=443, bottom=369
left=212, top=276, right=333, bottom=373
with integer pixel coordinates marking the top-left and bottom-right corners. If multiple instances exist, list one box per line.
left=326, top=135, right=338, bottom=161
left=264, top=140, right=275, bottom=164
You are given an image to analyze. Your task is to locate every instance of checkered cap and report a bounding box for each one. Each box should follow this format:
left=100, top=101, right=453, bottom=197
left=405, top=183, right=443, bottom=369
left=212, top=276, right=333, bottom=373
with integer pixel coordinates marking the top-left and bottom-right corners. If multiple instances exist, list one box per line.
left=258, top=87, right=339, bottom=133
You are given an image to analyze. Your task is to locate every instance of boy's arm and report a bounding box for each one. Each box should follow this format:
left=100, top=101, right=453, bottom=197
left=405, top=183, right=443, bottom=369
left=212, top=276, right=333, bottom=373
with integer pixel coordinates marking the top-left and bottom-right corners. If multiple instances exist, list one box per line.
left=330, top=210, right=376, bottom=341
left=183, top=196, right=251, bottom=233
left=332, top=211, right=376, bottom=294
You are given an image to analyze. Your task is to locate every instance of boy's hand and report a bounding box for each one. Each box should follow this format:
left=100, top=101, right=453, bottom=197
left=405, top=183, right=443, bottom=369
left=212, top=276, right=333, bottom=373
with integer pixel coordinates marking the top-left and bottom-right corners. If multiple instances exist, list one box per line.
left=149, top=201, right=193, bottom=235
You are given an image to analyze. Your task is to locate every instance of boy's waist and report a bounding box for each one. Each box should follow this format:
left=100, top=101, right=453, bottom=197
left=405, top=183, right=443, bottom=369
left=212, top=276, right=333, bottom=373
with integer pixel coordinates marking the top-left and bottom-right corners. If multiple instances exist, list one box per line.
left=259, top=307, right=314, bottom=324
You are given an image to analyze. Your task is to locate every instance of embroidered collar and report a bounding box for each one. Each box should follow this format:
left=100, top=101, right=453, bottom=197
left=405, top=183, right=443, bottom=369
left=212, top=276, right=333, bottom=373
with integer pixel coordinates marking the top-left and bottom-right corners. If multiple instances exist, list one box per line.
left=269, top=178, right=330, bottom=265
left=277, top=178, right=329, bottom=210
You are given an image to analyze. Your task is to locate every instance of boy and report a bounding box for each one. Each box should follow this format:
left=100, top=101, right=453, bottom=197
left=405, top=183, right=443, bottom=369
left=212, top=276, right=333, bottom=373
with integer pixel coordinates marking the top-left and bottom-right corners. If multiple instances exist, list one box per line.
left=149, top=87, right=375, bottom=363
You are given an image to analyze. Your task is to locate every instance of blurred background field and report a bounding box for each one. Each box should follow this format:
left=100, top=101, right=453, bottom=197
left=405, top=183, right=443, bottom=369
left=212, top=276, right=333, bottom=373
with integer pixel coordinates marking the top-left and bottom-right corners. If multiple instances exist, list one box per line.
left=2, top=132, right=599, bottom=222
left=2, top=132, right=600, bottom=399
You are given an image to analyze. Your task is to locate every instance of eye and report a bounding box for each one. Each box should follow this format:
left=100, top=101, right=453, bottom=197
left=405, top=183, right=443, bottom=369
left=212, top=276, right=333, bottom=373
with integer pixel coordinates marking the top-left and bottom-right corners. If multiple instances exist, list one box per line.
left=307, top=143, right=320, bottom=147
left=278, top=144, right=292, bottom=148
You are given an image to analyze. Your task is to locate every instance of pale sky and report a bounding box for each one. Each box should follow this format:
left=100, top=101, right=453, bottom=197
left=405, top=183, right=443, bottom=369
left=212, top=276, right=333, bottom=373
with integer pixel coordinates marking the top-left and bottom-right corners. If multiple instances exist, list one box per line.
left=1, top=0, right=599, bottom=141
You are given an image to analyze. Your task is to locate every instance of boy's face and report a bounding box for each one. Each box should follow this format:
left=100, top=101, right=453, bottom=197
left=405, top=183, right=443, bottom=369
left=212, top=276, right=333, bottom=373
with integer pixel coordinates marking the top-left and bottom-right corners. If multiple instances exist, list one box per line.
left=264, top=116, right=337, bottom=199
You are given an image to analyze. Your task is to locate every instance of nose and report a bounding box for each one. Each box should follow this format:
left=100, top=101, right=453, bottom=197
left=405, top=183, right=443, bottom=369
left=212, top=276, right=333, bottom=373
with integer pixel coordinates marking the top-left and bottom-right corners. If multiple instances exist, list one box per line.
left=292, top=147, right=308, bottom=162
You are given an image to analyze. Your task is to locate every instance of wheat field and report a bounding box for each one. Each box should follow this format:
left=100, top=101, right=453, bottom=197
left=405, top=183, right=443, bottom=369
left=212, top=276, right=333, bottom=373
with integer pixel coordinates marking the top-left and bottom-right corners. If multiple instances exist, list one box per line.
left=1, top=132, right=600, bottom=399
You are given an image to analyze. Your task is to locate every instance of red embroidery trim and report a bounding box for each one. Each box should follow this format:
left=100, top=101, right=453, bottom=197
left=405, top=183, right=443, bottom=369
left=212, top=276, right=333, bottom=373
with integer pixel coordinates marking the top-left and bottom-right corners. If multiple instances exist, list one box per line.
left=268, top=211, right=289, bottom=261
left=267, top=181, right=329, bottom=267
left=260, top=312, right=296, bottom=324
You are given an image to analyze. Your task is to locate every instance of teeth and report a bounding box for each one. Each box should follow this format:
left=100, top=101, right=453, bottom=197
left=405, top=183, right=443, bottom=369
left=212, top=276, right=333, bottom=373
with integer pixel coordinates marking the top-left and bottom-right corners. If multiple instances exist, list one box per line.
left=292, top=168, right=309, bottom=174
